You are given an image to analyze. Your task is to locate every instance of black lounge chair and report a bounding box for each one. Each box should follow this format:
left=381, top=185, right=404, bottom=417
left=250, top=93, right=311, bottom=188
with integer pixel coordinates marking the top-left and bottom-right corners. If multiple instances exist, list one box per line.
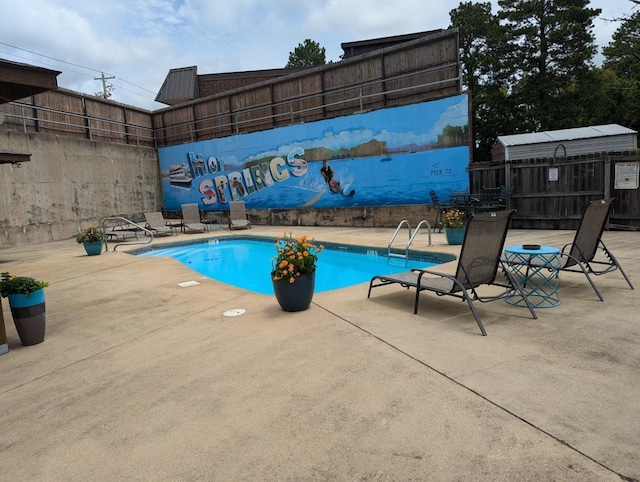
left=368, top=210, right=536, bottom=336
left=428, top=189, right=453, bottom=232
left=556, top=198, right=634, bottom=301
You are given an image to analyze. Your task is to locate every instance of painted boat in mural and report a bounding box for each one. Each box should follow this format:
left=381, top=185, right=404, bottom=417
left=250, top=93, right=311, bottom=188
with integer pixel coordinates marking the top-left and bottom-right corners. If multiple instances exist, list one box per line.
left=169, top=163, right=193, bottom=186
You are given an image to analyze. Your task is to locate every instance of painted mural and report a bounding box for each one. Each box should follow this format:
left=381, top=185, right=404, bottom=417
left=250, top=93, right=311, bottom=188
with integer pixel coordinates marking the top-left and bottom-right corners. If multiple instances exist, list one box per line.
left=157, top=93, right=470, bottom=211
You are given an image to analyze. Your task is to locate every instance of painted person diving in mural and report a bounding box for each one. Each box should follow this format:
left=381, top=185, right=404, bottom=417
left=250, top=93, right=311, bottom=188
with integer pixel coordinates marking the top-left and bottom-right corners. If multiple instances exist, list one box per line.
left=320, top=160, right=355, bottom=197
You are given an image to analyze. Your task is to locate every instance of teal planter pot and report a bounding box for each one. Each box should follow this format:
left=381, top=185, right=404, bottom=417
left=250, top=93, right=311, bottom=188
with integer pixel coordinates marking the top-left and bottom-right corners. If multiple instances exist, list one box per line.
left=83, top=240, right=104, bottom=256
left=444, top=226, right=466, bottom=245
left=8, top=288, right=46, bottom=346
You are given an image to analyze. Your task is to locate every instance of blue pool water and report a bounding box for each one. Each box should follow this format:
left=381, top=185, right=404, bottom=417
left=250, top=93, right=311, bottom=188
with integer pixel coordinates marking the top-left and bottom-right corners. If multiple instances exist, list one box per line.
left=136, top=237, right=453, bottom=295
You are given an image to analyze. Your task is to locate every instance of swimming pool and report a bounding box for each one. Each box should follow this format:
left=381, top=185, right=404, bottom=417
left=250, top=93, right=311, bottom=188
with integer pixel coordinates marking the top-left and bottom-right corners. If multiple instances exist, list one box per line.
left=135, top=236, right=454, bottom=295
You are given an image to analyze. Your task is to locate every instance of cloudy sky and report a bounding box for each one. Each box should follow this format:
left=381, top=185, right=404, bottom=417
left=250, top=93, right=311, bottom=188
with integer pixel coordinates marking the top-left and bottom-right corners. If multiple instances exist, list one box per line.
left=0, top=0, right=635, bottom=111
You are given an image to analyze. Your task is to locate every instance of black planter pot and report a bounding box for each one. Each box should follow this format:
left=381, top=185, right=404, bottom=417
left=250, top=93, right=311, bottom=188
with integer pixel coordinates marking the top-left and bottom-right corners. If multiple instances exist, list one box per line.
left=272, top=271, right=315, bottom=312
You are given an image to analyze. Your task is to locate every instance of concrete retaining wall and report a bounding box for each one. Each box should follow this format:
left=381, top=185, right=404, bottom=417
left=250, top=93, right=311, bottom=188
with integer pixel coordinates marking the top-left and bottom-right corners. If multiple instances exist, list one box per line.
left=1, top=129, right=439, bottom=249
left=246, top=205, right=437, bottom=229
left=0, top=130, right=161, bottom=249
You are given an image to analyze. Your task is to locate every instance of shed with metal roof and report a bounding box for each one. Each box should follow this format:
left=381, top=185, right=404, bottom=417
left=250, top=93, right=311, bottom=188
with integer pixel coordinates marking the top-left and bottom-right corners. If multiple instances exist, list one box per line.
left=491, top=124, right=638, bottom=163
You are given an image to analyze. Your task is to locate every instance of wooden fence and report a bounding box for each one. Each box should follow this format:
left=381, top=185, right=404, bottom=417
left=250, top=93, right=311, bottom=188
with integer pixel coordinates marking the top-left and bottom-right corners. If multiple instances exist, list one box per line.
left=0, top=87, right=155, bottom=147
left=468, top=152, right=640, bottom=229
left=1, top=29, right=461, bottom=152
left=152, top=29, right=461, bottom=146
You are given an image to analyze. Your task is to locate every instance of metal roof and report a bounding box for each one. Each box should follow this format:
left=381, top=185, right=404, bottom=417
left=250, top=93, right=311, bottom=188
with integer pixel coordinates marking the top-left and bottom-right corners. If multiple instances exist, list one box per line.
left=498, top=124, right=637, bottom=147
left=155, top=66, right=199, bottom=105
left=0, top=58, right=60, bottom=104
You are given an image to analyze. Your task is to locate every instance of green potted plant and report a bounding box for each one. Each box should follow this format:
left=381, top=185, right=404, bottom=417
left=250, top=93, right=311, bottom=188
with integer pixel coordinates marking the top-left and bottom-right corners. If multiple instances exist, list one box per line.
left=443, top=208, right=466, bottom=245
left=76, top=225, right=106, bottom=256
left=271, top=232, right=323, bottom=312
left=0, top=272, right=49, bottom=346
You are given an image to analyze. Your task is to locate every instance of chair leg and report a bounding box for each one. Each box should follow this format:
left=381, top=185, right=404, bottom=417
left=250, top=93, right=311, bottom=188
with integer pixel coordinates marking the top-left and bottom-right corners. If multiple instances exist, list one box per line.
left=578, top=263, right=605, bottom=301
left=413, top=286, right=422, bottom=314
left=617, top=262, right=635, bottom=290
left=503, top=268, right=538, bottom=320
left=460, top=292, right=487, bottom=336
left=435, top=210, right=443, bottom=233
left=602, top=244, right=635, bottom=290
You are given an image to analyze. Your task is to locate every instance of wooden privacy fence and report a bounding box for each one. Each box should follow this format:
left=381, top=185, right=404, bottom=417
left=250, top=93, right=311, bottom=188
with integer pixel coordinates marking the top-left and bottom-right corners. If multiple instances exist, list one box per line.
left=0, top=87, right=155, bottom=147
left=152, top=29, right=461, bottom=146
left=468, top=152, right=640, bottom=229
left=0, top=29, right=461, bottom=151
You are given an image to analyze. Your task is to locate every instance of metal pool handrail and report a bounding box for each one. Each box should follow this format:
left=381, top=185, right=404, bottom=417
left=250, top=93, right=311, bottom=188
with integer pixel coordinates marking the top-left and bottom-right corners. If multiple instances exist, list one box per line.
left=101, top=216, right=154, bottom=252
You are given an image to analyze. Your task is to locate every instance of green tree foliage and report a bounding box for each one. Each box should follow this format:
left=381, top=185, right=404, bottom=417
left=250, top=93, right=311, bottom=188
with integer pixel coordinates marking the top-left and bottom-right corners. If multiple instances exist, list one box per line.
left=286, top=39, right=327, bottom=67
left=451, top=0, right=607, bottom=161
left=450, top=1, right=513, bottom=161
left=602, top=8, right=640, bottom=129
left=498, top=0, right=601, bottom=131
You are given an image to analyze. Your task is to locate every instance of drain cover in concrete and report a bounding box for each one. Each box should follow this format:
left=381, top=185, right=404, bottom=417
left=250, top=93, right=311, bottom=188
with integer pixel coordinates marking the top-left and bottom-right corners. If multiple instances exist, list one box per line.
left=178, top=281, right=200, bottom=287
left=223, top=309, right=246, bottom=317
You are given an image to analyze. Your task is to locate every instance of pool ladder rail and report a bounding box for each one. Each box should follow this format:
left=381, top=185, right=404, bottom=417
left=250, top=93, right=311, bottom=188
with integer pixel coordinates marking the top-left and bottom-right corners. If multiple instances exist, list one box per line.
left=387, top=219, right=432, bottom=265
left=101, top=216, right=154, bottom=252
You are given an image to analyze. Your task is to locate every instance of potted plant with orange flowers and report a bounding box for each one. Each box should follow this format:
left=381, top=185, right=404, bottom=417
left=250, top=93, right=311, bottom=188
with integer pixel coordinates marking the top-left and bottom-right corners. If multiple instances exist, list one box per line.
left=271, top=232, right=323, bottom=312
left=443, top=208, right=467, bottom=245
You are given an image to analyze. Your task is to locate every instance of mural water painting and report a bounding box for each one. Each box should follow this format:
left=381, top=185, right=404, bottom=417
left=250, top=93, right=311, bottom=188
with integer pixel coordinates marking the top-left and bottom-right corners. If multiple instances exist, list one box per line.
left=157, top=94, right=470, bottom=211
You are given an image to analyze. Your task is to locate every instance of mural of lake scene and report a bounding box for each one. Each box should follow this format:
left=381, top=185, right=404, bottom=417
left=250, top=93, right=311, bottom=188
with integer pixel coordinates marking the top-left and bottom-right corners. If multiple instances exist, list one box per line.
left=157, top=93, right=470, bottom=211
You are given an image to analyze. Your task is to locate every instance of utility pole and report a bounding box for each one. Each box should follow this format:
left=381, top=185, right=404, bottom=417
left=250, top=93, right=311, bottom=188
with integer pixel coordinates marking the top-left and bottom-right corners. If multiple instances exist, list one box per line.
left=94, top=72, right=115, bottom=99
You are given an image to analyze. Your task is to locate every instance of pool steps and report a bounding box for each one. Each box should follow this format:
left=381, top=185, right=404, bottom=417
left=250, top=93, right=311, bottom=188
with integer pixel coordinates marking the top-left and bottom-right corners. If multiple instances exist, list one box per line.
left=387, top=219, right=432, bottom=265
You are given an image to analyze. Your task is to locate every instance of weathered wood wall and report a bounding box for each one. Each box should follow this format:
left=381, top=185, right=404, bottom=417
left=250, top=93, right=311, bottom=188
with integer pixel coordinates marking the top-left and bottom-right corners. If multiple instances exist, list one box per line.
left=152, top=29, right=461, bottom=146
left=469, top=152, right=640, bottom=229
left=0, top=88, right=155, bottom=147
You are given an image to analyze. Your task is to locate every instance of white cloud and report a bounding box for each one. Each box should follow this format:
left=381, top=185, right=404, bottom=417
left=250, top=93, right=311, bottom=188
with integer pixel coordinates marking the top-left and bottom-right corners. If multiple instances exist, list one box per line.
left=0, top=0, right=634, bottom=110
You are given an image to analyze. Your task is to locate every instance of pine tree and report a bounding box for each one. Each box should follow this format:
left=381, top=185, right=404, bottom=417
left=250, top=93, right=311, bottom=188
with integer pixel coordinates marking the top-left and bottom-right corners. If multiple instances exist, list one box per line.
left=498, top=0, right=601, bottom=130
left=286, top=39, right=327, bottom=68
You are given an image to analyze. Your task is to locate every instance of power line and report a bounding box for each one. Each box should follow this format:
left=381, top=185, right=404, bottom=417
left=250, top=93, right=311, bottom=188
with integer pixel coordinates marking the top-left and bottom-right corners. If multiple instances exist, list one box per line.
left=0, top=40, right=108, bottom=75
left=0, top=48, right=91, bottom=78
left=0, top=40, right=157, bottom=97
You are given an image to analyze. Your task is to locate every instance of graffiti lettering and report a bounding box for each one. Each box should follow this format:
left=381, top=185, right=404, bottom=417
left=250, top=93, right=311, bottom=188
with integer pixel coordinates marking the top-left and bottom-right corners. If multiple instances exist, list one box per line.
left=207, top=156, right=220, bottom=173
left=250, top=162, right=274, bottom=191
left=196, top=148, right=308, bottom=205
left=242, top=168, right=256, bottom=195
left=215, top=176, right=228, bottom=203
left=270, top=157, right=289, bottom=182
left=200, top=179, right=217, bottom=205
left=228, top=171, right=247, bottom=200
left=287, top=147, right=308, bottom=176
left=429, top=168, right=453, bottom=176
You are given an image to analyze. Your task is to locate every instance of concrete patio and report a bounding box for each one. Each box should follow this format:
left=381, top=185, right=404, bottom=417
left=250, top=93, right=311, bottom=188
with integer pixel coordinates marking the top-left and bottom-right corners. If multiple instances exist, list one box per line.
left=0, top=226, right=638, bottom=481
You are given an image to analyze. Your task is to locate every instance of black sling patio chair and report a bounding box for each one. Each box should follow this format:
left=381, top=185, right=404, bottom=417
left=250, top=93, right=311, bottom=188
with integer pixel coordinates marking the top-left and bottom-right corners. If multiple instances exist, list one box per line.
left=368, top=210, right=537, bottom=336
left=555, top=198, right=634, bottom=301
left=428, top=189, right=454, bottom=233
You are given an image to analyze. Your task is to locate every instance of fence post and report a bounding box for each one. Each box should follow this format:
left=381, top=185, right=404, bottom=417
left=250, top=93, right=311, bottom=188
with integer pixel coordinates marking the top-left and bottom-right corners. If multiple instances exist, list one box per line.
left=504, top=162, right=512, bottom=209
left=604, top=156, right=611, bottom=200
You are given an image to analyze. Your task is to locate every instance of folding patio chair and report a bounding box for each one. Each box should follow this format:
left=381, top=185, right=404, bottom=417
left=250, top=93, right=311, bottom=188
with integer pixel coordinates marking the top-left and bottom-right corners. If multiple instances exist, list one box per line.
left=144, top=212, right=177, bottom=236
left=555, top=198, right=634, bottom=301
left=368, top=210, right=536, bottom=336
left=429, top=189, right=453, bottom=233
left=228, top=200, right=251, bottom=230
left=181, top=204, right=209, bottom=233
